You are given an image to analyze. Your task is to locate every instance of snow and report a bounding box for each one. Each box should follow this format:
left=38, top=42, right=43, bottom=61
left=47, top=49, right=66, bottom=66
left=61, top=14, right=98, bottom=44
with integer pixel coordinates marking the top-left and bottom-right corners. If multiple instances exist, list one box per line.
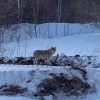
left=2, top=23, right=100, bottom=42
left=0, top=96, right=33, bottom=100
left=0, top=64, right=86, bottom=100
left=0, top=23, right=100, bottom=99
left=2, top=33, right=100, bottom=57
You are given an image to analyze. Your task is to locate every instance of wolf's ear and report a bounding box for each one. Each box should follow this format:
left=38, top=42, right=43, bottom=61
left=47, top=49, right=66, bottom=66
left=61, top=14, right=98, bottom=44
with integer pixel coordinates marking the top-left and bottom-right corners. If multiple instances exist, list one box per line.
left=53, top=47, right=56, bottom=51
left=54, top=47, right=56, bottom=49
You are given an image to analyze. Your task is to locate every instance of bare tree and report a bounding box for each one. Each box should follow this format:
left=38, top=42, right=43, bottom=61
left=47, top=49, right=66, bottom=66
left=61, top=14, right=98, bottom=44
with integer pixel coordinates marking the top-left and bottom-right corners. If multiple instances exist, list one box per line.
left=17, top=0, right=26, bottom=24
left=57, top=0, right=62, bottom=22
left=55, top=23, right=58, bottom=36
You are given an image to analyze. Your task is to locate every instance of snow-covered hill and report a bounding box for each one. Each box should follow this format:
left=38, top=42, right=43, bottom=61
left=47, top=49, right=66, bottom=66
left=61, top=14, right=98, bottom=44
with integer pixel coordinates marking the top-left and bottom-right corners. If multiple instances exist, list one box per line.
left=2, top=33, right=100, bottom=57
left=1, top=23, right=100, bottom=42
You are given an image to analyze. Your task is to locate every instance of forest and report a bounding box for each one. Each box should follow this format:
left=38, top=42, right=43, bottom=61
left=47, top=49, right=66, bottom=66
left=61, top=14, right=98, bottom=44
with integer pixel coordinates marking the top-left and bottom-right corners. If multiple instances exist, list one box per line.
left=0, top=0, right=100, bottom=27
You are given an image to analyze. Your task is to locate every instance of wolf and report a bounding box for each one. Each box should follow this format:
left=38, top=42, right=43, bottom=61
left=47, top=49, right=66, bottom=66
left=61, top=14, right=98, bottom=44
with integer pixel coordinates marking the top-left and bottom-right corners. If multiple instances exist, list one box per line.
left=33, top=47, right=56, bottom=65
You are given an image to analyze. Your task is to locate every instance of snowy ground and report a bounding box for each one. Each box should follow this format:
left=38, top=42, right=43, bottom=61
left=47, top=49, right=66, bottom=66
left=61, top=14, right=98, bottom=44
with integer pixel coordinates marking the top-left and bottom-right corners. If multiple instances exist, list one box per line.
left=0, top=23, right=100, bottom=100
left=0, top=96, right=33, bottom=100
left=0, top=65, right=99, bottom=100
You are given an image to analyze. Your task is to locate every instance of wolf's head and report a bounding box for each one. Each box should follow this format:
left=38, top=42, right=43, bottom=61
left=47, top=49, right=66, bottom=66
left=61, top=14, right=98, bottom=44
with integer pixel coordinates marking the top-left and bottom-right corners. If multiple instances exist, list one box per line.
left=49, top=47, right=56, bottom=54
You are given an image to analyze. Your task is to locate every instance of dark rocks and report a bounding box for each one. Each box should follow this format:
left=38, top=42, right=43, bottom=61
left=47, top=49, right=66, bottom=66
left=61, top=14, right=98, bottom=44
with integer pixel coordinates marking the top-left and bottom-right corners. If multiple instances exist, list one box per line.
left=0, top=54, right=99, bottom=68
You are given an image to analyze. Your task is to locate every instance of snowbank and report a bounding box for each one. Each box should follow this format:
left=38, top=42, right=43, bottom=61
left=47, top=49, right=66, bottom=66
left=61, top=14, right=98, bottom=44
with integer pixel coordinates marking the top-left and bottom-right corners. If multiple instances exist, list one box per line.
left=0, top=64, right=97, bottom=100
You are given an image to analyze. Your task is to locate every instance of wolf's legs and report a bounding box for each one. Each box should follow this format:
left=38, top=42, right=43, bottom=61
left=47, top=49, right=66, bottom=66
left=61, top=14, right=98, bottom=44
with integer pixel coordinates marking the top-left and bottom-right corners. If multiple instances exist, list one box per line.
left=47, top=58, right=51, bottom=65
left=33, top=58, right=38, bottom=65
